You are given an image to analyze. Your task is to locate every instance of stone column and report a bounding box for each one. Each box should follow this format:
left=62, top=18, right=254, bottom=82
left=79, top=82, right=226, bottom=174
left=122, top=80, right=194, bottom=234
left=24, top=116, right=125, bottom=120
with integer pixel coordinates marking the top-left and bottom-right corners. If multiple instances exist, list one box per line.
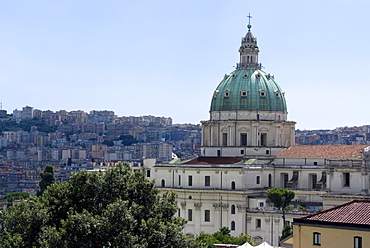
left=252, top=123, right=259, bottom=146
left=361, top=169, right=369, bottom=195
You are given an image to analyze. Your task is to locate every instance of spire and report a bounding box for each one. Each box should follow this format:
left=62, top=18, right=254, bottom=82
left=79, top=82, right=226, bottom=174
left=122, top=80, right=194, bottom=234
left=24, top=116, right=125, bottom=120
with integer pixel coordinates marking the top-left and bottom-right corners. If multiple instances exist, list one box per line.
left=237, top=14, right=260, bottom=70
left=247, top=13, right=252, bottom=32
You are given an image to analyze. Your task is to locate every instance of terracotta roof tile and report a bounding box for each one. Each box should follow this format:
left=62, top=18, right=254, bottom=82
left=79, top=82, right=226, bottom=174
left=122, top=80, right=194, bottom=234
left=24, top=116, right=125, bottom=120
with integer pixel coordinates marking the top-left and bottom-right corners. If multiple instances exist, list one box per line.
left=182, top=157, right=242, bottom=165
left=303, top=200, right=370, bottom=225
left=277, top=145, right=369, bottom=158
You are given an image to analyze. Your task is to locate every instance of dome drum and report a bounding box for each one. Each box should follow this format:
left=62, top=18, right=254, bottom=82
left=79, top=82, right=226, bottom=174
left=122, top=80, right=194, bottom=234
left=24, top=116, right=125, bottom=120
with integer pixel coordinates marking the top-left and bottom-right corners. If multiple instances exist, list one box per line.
left=210, top=110, right=288, bottom=122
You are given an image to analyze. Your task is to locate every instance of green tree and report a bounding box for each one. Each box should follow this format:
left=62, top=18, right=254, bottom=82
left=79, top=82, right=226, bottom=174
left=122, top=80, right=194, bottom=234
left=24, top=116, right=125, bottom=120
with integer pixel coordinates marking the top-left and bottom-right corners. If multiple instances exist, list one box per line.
left=267, top=187, right=295, bottom=225
left=0, top=163, right=195, bottom=248
left=194, top=227, right=253, bottom=248
left=1, top=192, right=31, bottom=207
left=38, top=165, right=56, bottom=196
left=280, top=223, right=292, bottom=241
left=118, top=135, right=138, bottom=146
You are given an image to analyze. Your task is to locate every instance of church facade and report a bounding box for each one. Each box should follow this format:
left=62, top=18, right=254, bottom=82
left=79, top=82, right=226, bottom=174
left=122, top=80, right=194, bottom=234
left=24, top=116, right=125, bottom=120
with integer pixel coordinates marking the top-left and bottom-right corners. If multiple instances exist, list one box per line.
left=144, top=21, right=370, bottom=246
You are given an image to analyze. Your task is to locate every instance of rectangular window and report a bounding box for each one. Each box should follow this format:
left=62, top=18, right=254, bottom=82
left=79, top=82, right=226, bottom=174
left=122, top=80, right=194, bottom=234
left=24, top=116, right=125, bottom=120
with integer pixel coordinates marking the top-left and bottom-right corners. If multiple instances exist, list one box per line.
left=146, top=169, right=151, bottom=177
left=205, top=210, right=210, bottom=222
left=259, top=202, right=264, bottom=207
left=240, top=150, right=244, bottom=155
left=313, top=232, right=321, bottom=245
left=311, top=174, right=317, bottom=189
left=344, top=173, right=350, bottom=187
left=256, top=219, right=261, bottom=228
left=256, top=176, right=260, bottom=184
left=188, top=175, right=193, bottom=186
left=217, top=150, right=221, bottom=157
left=205, top=176, right=210, bottom=187
left=240, top=133, right=247, bottom=146
left=282, top=174, right=289, bottom=188
left=354, top=236, right=362, bottom=248
left=222, top=133, right=228, bottom=146
left=178, top=175, right=181, bottom=186
left=188, top=209, right=193, bottom=221
left=261, top=133, right=267, bottom=146
left=178, top=208, right=180, bottom=217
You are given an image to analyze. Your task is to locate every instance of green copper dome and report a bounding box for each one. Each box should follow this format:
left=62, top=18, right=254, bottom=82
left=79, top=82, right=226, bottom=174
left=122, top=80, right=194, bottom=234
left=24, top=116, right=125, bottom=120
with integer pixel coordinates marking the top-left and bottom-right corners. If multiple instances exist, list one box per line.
left=210, top=69, right=287, bottom=112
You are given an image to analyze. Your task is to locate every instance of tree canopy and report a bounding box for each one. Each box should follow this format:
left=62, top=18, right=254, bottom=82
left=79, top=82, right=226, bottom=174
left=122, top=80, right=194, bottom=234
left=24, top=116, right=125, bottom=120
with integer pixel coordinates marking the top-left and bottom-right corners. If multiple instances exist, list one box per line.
left=0, top=163, right=194, bottom=248
left=1, top=192, right=32, bottom=207
left=37, top=165, right=56, bottom=196
left=0, top=118, right=57, bottom=133
left=267, top=187, right=295, bottom=225
left=118, top=135, right=138, bottom=146
left=194, top=227, right=254, bottom=248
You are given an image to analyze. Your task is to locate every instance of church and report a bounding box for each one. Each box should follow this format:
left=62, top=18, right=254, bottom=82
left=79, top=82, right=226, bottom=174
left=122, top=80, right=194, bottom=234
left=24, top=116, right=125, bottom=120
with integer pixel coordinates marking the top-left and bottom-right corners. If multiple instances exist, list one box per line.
left=144, top=19, right=370, bottom=246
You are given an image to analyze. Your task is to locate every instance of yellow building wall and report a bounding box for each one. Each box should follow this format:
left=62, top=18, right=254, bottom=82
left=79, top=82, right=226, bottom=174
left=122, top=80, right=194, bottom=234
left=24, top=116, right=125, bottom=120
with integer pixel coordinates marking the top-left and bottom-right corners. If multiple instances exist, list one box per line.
left=293, top=224, right=370, bottom=248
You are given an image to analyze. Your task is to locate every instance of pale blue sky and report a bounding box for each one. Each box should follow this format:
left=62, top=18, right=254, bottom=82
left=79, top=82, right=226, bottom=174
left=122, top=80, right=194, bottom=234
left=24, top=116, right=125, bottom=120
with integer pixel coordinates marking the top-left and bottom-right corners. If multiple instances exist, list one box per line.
left=1, top=1, right=370, bottom=130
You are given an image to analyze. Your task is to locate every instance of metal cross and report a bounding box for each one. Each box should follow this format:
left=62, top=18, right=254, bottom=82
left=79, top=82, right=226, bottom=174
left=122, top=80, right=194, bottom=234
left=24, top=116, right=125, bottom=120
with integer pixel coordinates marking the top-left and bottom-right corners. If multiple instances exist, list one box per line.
left=247, top=13, right=252, bottom=25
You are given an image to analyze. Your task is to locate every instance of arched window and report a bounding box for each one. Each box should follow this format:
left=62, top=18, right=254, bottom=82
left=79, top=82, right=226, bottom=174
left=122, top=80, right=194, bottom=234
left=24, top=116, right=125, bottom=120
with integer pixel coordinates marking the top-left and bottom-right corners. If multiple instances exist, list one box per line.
left=231, top=204, right=236, bottom=214
left=231, top=221, right=235, bottom=231
left=231, top=181, right=236, bottom=190
left=161, top=179, right=165, bottom=187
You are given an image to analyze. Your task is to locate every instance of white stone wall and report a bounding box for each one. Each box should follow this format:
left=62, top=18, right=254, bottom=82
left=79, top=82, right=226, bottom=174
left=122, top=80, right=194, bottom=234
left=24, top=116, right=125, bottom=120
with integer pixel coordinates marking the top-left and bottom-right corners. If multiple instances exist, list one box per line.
left=201, top=116, right=295, bottom=156
left=210, top=110, right=288, bottom=122
left=274, top=157, right=327, bottom=166
left=329, top=169, right=364, bottom=193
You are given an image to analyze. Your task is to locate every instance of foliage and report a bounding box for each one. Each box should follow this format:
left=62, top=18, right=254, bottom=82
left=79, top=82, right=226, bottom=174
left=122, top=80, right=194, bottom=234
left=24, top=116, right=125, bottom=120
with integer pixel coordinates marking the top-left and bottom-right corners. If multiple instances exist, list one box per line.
left=118, top=134, right=138, bottom=146
left=279, top=223, right=292, bottom=241
left=194, top=227, right=253, bottom=248
left=1, top=192, right=32, bottom=207
left=298, top=204, right=306, bottom=211
left=267, top=187, right=295, bottom=236
left=0, top=163, right=194, bottom=248
left=267, top=187, right=295, bottom=211
left=0, top=118, right=57, bottom=133
left=102, top=140, right=114, bottom=146
left=38, top=165, right=56, bottom=196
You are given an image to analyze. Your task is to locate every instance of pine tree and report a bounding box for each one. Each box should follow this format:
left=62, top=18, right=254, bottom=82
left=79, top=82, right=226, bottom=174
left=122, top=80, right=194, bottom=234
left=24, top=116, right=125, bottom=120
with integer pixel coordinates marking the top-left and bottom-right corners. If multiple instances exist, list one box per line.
left=38, top=165, right=56, bottom=196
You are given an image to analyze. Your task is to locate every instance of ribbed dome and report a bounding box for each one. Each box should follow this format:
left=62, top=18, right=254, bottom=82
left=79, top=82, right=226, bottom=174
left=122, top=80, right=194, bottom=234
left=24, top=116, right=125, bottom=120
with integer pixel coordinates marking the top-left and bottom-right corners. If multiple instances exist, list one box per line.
left=210, top=69, right=287, bottom=112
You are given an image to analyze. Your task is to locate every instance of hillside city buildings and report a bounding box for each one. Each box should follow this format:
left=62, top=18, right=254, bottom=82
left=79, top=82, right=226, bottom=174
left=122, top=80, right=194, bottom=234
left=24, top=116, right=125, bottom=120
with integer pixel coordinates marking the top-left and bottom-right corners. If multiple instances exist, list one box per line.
left=0, top=107, right=201, bottom=196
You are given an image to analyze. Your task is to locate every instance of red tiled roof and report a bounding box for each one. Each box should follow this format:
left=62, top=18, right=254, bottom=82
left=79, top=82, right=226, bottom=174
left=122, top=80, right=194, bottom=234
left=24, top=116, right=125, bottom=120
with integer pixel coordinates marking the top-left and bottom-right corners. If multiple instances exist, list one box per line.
left=182, top=157, right=242, bottom=165
left=276, top=145, right=369, bottom=158
left=303, top=200, right=370, bottom=225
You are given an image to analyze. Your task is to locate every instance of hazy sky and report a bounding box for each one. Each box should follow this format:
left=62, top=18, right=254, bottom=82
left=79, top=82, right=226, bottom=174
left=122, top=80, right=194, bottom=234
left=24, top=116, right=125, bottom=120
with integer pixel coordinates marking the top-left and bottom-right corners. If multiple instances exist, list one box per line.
left=1, top=1, right=370, bottom=130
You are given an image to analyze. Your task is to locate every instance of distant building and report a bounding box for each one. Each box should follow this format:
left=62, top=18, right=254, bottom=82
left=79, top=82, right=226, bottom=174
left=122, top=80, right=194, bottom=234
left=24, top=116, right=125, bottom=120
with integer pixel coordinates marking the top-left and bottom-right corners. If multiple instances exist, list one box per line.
left=21, top=106, right=33, bottom=120
left=0, top=109, right=7, bottom=118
